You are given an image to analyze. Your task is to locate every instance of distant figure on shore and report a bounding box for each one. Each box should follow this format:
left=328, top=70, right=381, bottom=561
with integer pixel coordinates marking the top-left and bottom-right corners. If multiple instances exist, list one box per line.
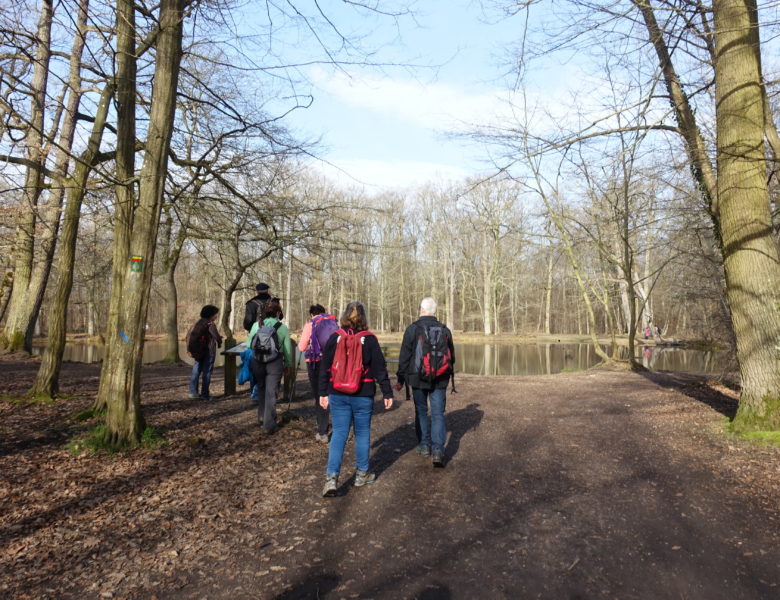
left=395, top=297, right=455, bottom=468
left=186, top=305, right=223, bottom=400
left=298, top=304, right=339, bottom=443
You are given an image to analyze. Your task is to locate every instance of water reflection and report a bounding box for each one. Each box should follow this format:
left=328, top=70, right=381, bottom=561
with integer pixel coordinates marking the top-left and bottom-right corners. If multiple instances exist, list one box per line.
left=637, top=345, right=728, bottom=373
left=32, top=341, right=730, bottom=376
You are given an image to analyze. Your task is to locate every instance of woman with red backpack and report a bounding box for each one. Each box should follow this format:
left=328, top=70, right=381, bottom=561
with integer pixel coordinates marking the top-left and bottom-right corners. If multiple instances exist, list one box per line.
left=297, top=304, right=339, bottom=443
left=318, top=301, right=394, bottom=497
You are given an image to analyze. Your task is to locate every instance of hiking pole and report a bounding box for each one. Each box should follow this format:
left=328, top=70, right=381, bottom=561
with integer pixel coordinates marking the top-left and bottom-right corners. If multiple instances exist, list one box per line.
left=286, top=350, right=303, bottom=411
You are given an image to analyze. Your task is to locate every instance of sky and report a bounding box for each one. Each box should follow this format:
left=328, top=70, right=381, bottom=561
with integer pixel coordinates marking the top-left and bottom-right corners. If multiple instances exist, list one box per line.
left=270, top=2, right=546, bottom=192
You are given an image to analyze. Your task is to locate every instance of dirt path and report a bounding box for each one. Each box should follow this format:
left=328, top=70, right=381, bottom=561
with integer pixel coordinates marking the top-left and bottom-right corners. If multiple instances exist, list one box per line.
left=1, top=357, right=779, bottom=599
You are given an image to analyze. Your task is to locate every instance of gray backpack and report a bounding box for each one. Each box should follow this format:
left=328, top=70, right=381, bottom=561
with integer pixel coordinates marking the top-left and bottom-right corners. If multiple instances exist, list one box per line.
left=252, top=321, right=282, bottom=363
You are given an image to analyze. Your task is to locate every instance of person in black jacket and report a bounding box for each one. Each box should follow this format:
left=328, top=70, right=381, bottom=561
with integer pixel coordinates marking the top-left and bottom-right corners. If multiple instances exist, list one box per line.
left=318, top=301, right=394, bottom=497
left=243, top=282, right=272, bottom=332
left=187, top=305, right=223, bottom=400
left=395, top=297, right=455, bottom=467
left=244, top=283, right=272, bottom=404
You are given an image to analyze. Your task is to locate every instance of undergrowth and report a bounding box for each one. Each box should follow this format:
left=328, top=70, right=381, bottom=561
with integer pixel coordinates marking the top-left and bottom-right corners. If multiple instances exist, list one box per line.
left=66, top=424, right=167, bottom=455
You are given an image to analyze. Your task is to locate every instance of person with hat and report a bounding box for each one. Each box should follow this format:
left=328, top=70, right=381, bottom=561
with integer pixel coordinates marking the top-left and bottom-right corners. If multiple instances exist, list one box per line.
left=244, top=282, right=272, bottom=331
left=187, top=304, right=223, bottom=400
left=243, top=283, right=272, bottom=404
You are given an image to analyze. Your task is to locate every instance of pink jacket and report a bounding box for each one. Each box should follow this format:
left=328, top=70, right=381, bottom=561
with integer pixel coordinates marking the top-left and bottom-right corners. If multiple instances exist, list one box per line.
left=297, top=320, right=313, bottom=362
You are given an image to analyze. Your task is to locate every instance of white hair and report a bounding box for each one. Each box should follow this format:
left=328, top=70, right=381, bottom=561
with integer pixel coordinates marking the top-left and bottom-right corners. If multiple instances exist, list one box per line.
left=420, top=297, right=437, bottom=316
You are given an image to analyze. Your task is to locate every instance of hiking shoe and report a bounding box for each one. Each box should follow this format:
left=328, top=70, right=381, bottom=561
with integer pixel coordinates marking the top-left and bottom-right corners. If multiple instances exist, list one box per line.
left=354, top=470, right=376, bottom=487
left=432, top=451, right=445, bottom=468
left=199, top=395, right=210, bottom=400
left=322, top=475, right=338, bottom=497
left=264, top=424, right=279, bottom=435
left=416, top=444, right=431, bottom=457
left=315, top=433, right=329, bottom=444
left=187, top=393, right=199, bottom=399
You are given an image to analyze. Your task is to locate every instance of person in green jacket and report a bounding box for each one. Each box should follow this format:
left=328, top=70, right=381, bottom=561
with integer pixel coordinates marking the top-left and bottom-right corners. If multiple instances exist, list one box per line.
left=247, top=299, right=293, bottom=434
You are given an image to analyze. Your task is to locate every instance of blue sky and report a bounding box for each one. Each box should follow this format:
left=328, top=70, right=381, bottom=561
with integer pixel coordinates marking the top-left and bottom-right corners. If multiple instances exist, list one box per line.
left=229, top=1, right=780, bottom=193
left=275, top=2, right=539, bottom=191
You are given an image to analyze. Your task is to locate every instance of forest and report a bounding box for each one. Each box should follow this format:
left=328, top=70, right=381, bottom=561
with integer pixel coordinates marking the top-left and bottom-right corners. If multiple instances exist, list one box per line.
left=2, top=0, right=780, bottom=444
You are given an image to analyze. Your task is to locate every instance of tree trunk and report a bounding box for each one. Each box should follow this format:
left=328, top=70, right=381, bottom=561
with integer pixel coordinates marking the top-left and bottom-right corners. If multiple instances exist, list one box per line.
left=2, top=0, right=53, bottom=352
left=220, top=272, right=243, bottom=349
left=95, top=0, right=137, bottom=415
left=29, top=58, right=111, bottom=399
left=163, top=267, right=181, bottom=361
left=285, top=248, right=293, bottom=326
left=97, top=0, right=185, bottom=446
left=447, top=255, right=455, bottom=329
left=715, top=0, right=780, bottom=430
left=25, top=0, right=94, bottom=356
left=634, top=0, right=718, bottom=213
left=544, top=250, right=553, bottom=334
left=159, top=201, right=189, bottom=363
left=0, top=274, right=12, bottom=323
left=482, top=232, right=492, bottom=335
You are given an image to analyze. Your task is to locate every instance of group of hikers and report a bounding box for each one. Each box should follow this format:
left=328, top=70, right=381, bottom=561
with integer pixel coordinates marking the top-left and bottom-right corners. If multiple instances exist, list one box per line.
left=186, top=282, right=456, bottom=497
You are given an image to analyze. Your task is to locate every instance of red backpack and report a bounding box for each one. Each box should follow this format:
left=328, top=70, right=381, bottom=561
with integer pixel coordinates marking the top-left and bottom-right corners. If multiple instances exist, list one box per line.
left=330, top=329, right=375, bottom=394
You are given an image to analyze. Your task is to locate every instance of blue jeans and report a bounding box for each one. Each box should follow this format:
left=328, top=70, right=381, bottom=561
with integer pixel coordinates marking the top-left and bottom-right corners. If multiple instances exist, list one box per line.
left=326, top=394, right=374, bottom=475
left=413, top=387, right=447, bottom=453
left=189, top=350, right=215, bottom=397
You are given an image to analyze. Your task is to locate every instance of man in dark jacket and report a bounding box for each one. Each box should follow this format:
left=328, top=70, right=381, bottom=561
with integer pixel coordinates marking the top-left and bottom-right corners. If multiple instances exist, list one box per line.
left=243, top=283, right=272, bottom=331
left=244, top=282, right=272, bottom=403
left=395, top=297, right=455, bottom=467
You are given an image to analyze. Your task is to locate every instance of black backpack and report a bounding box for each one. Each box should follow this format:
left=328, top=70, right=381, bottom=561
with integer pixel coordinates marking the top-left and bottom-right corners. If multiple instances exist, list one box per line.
left=414, top=323, right=453, bottom=384
left=187, top=318, right=210, bottom=360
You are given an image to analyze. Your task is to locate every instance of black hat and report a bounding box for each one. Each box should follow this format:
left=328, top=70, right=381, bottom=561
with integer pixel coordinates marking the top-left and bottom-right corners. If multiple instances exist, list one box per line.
left=256, top=282, right=270, bottom=291
left=200, top=305, right=219, bottom=319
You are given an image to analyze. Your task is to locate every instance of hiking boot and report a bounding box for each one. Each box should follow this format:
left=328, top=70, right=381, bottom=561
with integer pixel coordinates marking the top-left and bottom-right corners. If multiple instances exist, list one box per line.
left=432, top=451, right=445, bottom=468
left=354, top=470, right=376, bottom=487
left=322, top=475, right=338, bottom=497
left=416, top=444, right=431, bottom=457
left=187, top=393, right=199, bottom=399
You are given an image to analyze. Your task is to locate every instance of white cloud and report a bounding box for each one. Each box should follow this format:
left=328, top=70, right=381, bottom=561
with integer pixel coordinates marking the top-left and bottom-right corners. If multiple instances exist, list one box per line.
left=314, top=157, right=475, bottom=191
left=310, top=68, right=520, bottom=133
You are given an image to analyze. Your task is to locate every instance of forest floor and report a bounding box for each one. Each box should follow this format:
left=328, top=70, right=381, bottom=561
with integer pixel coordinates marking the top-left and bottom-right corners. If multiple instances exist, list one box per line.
left=1, top=354, right=779, bottom=599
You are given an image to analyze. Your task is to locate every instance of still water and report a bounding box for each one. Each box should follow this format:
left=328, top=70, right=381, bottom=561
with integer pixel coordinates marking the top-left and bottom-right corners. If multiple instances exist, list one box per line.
left=33, top=341, right=730, bottom=376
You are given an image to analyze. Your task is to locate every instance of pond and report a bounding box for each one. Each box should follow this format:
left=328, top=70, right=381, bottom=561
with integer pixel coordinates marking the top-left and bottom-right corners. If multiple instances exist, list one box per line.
left=32, top=340, right=731, bottom=376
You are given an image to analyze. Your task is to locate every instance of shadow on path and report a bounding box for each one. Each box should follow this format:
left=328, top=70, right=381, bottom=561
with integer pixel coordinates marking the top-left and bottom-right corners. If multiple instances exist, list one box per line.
left=444, top=402, right=484, bottom=463
left=273, top=570, right=340, bottom=599
left=369, top=401, right=484, bottom=474
left=639, top=370, right=738, bottom=419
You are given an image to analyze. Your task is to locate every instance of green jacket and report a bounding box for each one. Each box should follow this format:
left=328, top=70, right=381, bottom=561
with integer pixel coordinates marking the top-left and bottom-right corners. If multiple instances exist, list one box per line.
left=247, top=318, right=293, bottom=367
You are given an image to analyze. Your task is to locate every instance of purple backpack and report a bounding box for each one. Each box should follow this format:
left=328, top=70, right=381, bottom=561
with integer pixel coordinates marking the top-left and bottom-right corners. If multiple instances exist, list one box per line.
left=306, top=313, right=339, bottom=361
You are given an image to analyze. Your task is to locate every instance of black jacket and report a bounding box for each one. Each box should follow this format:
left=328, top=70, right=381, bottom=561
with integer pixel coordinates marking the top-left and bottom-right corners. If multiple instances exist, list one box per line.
left=396, top=316, right=455, bottom=390
left=318, top=330, right=394, bottom=399
left=243, top=292, right=271, bottom=331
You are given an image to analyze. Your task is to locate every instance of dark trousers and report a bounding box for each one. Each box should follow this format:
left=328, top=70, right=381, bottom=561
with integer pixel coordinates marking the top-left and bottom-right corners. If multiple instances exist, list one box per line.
left=250, top=357, right=283, bottom=432
left=307, top=361, right=330, bottom=435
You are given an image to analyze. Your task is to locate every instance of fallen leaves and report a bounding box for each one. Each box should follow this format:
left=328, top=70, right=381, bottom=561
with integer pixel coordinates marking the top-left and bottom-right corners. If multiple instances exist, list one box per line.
left=0, top=358, right=326, bottom=599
